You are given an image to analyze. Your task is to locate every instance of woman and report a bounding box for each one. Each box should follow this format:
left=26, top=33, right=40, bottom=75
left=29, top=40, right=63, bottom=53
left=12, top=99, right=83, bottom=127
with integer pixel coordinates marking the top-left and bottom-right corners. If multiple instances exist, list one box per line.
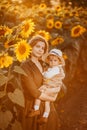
left=20, top=35, right=60, bottom=130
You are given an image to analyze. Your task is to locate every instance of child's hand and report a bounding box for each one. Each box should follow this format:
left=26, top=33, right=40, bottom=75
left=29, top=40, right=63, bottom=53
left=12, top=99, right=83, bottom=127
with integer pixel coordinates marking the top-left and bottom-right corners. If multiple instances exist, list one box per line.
left=39, top=85, right=47, bottom=92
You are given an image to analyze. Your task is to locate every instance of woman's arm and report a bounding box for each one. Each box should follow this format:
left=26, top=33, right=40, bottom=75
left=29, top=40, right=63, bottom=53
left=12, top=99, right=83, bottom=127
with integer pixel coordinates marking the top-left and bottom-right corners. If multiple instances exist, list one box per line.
left=21, top=74, right=57, bottom=102
left=21, top=75, right=41, bottom=98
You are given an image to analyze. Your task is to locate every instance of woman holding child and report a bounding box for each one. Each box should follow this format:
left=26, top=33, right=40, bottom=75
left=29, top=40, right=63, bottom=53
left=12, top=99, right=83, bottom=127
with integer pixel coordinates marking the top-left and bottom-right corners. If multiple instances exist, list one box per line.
left=20, top=35, right=64, bottom=130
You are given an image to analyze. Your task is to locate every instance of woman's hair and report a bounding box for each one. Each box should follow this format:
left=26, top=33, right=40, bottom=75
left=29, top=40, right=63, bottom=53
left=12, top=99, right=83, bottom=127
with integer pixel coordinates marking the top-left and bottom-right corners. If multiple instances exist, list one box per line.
left=28, top=35, right=49, bottom=53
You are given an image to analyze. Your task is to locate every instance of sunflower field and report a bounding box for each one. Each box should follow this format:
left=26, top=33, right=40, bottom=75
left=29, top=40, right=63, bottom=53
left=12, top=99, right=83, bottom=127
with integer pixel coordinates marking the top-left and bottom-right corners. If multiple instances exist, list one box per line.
left=0, top=0, right=87, bottom=130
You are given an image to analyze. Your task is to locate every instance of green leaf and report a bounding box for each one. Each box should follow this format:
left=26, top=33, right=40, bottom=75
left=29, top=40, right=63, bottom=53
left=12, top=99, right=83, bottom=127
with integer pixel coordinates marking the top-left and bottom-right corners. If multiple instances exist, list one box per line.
left=0, top=69, right=8, bottom=75
left=13, top=66, right=27, bottom=76
left=0, top=91, right=6, bottom=98
left=0, top=74, right=8, bottom=87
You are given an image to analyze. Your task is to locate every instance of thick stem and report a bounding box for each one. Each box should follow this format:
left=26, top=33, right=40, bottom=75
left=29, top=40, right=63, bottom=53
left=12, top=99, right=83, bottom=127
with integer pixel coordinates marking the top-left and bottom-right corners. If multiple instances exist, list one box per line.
left=4, top=65, right=12, bottom=93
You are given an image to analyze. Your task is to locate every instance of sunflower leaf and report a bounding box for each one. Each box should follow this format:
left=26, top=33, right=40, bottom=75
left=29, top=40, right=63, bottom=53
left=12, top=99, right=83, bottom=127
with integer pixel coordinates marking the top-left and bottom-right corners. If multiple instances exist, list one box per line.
left=0, top=91, right=6, bottom=98
left=0, top=69, right=8, bottom=75
left=13, top=66, right=27, bottom=76
left=0, top=74, right=8, bottom=87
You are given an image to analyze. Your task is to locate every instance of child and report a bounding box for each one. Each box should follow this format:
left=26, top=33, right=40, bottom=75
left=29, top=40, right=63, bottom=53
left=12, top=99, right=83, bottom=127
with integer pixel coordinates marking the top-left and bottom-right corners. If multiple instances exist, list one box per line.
left=29, top=48, right=65, bottom=124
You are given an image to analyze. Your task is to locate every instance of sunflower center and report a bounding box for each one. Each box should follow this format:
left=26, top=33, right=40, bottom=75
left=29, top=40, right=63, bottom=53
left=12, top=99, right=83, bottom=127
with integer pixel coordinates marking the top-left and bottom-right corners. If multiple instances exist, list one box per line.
left=1, top=57, right=5, bottom=63
left=49, top=23, right=52, bottom=26
left=56, top=23, right=60, bottom=26
left=18, top=45, right=26, bottom=55
left=47, top=10, right=51, bottom=13
left=24, top=23, right=29, bottom=32
left=0, top=29, right=5, bottom=36
left=74, top=28, right=80, bottom=34
left=9, top=41, right=14, bottom=46
left=57, top=7, right=60, bottom=9
left=40, top=33, right=44, bottom=37
left=57, top=39, right=60, bottom=42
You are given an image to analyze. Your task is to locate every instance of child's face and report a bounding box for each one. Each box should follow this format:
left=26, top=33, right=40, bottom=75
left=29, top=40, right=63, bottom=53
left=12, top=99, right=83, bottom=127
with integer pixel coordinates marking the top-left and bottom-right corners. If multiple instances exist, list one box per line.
left=48, top=55, right=60, bottom=67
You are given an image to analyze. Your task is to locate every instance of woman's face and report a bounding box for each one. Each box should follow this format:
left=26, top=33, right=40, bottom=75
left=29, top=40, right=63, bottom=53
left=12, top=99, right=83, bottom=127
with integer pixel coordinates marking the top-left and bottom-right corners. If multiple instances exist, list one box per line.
left=31, top=41, right=46, bottom=58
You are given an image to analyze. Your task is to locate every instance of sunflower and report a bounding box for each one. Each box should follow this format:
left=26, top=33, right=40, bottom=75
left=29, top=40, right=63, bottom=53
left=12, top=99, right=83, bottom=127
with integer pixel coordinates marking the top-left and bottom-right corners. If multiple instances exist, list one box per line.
left=0, top=53, right=13, bottom=68
left=20, top=19, right=35, bottom=38
left=46, top=14, right=54, bottom=20
left=63, top=54, right=68, bottom=60
left=45, top=8, right=53, bottom=15
left=71, top=11, right=79, bottom=17
left=54, top=21, right=62, bottom=29
left=71, top=25, right=86, bottom=37
left=0, top=25, right=12, bottom=38
left=32, top=4, right=39, bottom=11
left=55, top=5, right=62, bottom=12
left=64, top=12, right=71, bottom=17
left=46, top=19, right=54, bottom=29
left=38, top=10, right=45, bottom=17
left=0, top=54, right=6, bottom=68
left=39, top=3, right=47, bottom=10
left=4, top=40, right=15, bottom=48
left=36, top=30, right=51, bottom=41
left=5, top=55, right=13, bottom=68
left=51, top=37, right=64, bottom=46
left=14, top=40, right=32, bottom=62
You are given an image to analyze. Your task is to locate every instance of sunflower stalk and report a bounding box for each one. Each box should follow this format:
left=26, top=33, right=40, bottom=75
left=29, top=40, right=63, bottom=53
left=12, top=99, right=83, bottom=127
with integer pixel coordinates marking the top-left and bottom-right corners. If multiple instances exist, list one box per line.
left=81, top=34, right=86, bottom=40
left=4, top=65, right=12, bottom=93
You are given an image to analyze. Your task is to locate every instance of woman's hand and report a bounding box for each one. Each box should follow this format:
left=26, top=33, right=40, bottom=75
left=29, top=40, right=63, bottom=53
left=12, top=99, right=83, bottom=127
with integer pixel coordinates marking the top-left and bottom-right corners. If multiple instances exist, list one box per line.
left=39, top=85, right=47, bottom=92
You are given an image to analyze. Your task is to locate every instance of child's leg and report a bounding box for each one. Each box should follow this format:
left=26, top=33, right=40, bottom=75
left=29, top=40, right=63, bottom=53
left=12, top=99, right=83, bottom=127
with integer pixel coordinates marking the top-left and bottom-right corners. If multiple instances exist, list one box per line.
left=28, top=99, right=41, bottom=117
left=43, top=101, right=50, bottom=118
left=34, top=99, right=41, bottom=111
left=37, top=101, right=50, bottom=124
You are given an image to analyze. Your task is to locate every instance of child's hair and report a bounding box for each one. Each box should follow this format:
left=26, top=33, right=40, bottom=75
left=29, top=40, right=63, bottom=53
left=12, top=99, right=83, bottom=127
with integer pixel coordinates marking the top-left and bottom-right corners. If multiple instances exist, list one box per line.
left=46, top=48, right=65, bottom=66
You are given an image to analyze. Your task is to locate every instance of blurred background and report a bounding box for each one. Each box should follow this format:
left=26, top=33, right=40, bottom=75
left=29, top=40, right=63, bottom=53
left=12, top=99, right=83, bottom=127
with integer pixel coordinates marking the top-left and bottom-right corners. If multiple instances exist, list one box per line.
left=0, top=0, right=87, bottom=130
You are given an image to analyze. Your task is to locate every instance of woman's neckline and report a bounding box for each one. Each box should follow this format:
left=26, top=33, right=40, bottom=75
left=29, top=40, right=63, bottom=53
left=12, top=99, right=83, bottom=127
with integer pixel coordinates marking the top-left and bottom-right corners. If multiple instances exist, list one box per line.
left=31, top=59, right=43, bottom=74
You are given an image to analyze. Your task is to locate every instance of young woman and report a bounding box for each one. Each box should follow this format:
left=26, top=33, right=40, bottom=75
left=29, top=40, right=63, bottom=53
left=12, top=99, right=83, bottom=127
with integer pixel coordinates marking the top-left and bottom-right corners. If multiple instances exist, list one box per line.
left=20, top=35, right=60, bottom=130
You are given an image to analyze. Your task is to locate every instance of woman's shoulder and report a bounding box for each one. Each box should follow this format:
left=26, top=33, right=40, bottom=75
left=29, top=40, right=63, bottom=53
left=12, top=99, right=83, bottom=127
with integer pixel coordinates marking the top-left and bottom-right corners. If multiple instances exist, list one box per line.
left=20, top=59, right=35, bottom=76
left=20, top=59, right=32, bottom=68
